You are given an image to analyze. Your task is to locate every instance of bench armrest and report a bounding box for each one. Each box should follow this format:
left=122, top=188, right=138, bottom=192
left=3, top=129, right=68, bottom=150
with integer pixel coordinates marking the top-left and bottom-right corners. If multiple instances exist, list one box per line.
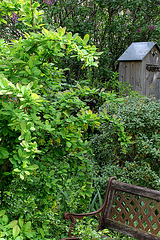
left=64, top=207, right=103, bottom=238
left=63, top=177, right=116, bottom=239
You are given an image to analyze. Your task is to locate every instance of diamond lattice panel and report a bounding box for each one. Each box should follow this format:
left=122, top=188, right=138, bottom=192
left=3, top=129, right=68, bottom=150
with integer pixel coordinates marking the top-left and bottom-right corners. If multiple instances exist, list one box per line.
left=109, top=191, right=160, bottom=236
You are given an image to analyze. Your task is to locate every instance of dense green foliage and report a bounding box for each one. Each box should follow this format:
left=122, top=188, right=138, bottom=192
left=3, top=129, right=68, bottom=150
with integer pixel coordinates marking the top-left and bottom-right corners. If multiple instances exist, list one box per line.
left=0, top=0, right=160, bottom=86
left=0, top=26, right=129, bottom=240
left=0, top=1, right=160, bottom=239
left=90, top=94, right=160, bottom=171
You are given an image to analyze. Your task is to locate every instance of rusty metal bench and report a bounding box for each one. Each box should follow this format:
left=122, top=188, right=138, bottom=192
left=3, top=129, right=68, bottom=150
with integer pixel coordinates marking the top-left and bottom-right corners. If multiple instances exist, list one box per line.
left=61, top=177, right=160, bottom=240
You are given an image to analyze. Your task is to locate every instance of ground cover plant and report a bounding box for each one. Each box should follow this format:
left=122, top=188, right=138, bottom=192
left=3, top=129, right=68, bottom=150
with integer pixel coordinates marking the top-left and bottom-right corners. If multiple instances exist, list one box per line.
left=0, top=0, right=160, bottom=239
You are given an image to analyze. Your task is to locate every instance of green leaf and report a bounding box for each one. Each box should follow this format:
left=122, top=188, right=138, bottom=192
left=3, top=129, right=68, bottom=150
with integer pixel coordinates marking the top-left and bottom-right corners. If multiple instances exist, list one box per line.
left=2, top=127, right=8, bottom=136
left=39, top=228, right=44, bottom=238
left=21, top=86, right=26, bottom=95
left=23, top=161, right=27, bottom=168
left=57, top=112, right=61, bottom=120
left=32, top=67, right=41, bottom=76
left=0, top=147, right=9, bottom=159
left=25, top=132, right=31, bottom=142
left=83, top=34, right=89, bottom=45
left=2, top=215, right=9, bottom=224
left=15, top=236, right=23, bottom=240
left=26, top=165, right=39, bottom=170
left=56, top=53, right=65, bottom=57
left=66, top=142, right=71, bottom=148
left=16, top=83, right=22, bottom=90
left=20, top=173, right=24, bottom=180
left=0, top=19, right=7, bottom=24
left=14, top=168, right=21, bottom=173
left=42, top=27, right=49, bottom=36
left=66, top=32, right=72, bottom=41
left=18, top=218, right=24, bottom=228
left=32, top=93, right=39, bottom=100
left=18, top=149, right=23, bottom=157
left=2, top=102, right=12, bottom=110
left=9, top=158, right=17, bottom=165
left=32, top=2, right=39, bottom=8
left=0, top=77, right=9, bottom=88
left=29, top=58, right=34, bottom=68
left=49, top=170, right=55, bottom=176
left=0, top=210, right=6, bottom=217
left=24, top=221, right=31, bottom=230
left=57, top=26, right=66, bottom=37
left=20, top=140, right=29, bottom=148
left=59, top=42, right=65, bottom=49
left=58, top=187, right=71, bottom=203
left=7, top=220, right=18, bottom=229
left=21, top=121, right=26, bottom=131
left=12, top=59, right=26, bottom=64
left=13, top=225, right=20, bottom=239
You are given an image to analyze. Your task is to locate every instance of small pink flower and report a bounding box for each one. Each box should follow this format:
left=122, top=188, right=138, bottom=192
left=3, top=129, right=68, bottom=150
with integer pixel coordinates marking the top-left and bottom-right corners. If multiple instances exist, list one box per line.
left=12, top=12, right=18, bottom=23
left=149, top=25, right=155, bottom=31
left=126, top=9, right=130, bottom=14
left=137, top=29, right=141, bottom=33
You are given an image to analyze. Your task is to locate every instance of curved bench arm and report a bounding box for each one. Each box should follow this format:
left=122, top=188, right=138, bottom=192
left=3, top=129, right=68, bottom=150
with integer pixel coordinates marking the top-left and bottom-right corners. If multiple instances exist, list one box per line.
left=63, top=177, right=116, bottom=238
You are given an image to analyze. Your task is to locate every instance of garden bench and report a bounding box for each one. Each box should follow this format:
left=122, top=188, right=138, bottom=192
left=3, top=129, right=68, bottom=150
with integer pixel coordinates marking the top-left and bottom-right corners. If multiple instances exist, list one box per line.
left=61, top=177, right=160, bottom=240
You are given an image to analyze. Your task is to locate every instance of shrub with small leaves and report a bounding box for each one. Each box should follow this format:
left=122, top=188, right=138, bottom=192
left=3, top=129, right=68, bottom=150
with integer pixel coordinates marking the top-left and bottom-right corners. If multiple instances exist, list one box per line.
left=90, top=94, right=160, bottom=172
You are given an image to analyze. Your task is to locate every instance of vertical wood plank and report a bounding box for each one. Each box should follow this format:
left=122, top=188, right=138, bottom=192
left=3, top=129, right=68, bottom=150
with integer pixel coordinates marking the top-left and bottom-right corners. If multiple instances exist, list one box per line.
left=135, top=62, right=142, bottom=94
left=119, top=62, right=126, bottom=83
left=130, top=61, right=135, bottom=90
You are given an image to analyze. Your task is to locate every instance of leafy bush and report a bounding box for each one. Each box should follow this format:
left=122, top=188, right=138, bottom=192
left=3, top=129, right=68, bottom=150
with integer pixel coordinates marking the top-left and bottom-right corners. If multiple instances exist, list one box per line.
left=1, top=3, right=159, bottom=239
left=93, top=161, right=160, bottom=198
left=0, top=210, right=48, bottom=240
left=74, top=219, right=111, bottom=240
left=69, top=218, right=135, bottom=240
left=0, top=77, right=93, bottom=238
left=1, top=0, right=160, bottom=86
left=0, top=26, right=101, bottom=93
left=90, top=94, right=160, bottom=173
left=0, top=74, right=129, bottom=238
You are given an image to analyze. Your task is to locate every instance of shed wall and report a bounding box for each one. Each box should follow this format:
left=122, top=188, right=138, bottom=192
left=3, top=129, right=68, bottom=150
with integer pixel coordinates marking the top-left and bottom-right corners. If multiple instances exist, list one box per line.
left=119, top=61, right=143, bottom=93
left=143, top=46, right=160, bottom=99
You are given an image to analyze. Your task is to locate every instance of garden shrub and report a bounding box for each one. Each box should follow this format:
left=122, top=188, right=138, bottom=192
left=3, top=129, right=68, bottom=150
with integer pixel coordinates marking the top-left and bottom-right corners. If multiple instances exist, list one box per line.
left=0, top=209, right=49, bottom=240
left=0, top=26, right=101, bottom=94
left=68, top=217, right=136, bottom=240
left=0, top=76, right=94, bottom=239
left=90, top=94, right=160, bottom=173
left=1, top=2, right=159, bottom=239
left=0, top=74, right=129, bottom=238
left=93, top=161, right=160, bottom=197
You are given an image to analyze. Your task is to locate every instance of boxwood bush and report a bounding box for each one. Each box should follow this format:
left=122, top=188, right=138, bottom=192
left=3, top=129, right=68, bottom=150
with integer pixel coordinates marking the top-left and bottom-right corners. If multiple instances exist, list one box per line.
left=90, top=94, right=160, bottom=173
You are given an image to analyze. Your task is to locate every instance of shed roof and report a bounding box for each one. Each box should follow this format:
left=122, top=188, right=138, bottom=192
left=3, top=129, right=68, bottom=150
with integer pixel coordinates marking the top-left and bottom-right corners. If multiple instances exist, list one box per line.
left=118, top=42, right=160, bottom=61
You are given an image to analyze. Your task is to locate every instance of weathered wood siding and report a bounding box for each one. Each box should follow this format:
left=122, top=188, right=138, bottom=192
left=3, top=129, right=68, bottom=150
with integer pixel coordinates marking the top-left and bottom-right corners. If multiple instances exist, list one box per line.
left=119, top=61, right=143, bottom=93
left=143, top=46, right=160, bottom=99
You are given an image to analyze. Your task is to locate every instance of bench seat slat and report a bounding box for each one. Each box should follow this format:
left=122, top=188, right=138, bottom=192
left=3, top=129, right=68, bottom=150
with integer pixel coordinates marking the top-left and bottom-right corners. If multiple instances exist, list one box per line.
left=105, top=218, right=160, bottom=240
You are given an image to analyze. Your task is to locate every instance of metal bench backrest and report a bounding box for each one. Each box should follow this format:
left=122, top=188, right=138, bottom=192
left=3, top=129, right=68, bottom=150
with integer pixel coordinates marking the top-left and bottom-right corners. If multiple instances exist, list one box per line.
left=100, top=178, right=160, bottom=240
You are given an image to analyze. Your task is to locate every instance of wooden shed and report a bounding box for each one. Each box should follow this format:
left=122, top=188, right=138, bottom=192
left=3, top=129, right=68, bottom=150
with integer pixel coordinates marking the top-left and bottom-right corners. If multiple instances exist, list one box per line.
left=118, top=42, right=160, bottom=100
